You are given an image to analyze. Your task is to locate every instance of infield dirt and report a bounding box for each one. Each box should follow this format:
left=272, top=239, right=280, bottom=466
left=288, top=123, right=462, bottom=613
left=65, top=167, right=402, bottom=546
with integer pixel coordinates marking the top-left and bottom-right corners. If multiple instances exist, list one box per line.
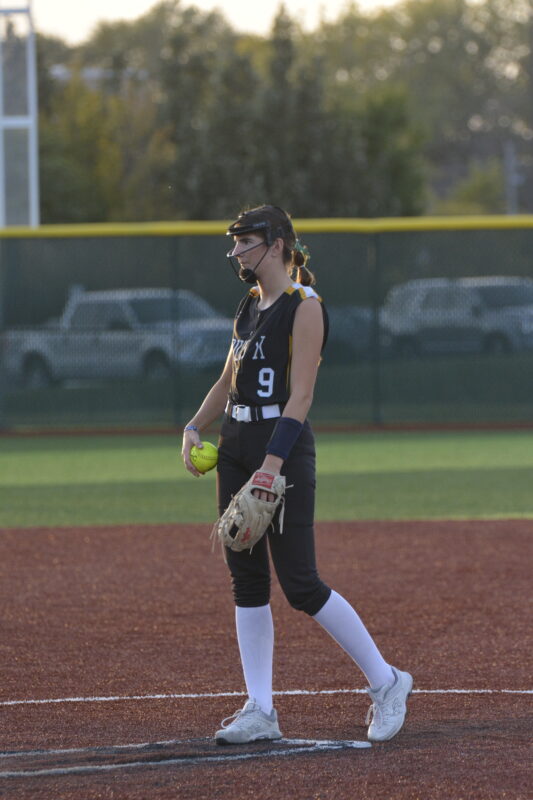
left=0, top=520, right=530, bottom=799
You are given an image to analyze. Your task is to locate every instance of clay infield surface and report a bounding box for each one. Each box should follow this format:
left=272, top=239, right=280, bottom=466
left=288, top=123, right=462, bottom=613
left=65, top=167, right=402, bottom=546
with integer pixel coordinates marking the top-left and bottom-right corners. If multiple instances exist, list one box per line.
left=0, top=520, right=531, bottom=799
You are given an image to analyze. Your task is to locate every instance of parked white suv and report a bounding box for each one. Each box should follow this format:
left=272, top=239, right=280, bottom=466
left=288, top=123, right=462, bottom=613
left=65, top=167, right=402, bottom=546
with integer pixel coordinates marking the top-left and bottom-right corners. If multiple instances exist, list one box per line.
left=2, top=287, right=234, bottom=387
left=380, top=277, right=533, bottom=356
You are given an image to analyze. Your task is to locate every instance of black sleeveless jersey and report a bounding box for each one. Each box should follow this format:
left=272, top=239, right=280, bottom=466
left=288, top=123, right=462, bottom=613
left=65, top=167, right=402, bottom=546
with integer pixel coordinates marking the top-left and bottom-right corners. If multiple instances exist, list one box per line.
left=229, top=282, right=329, bottom=407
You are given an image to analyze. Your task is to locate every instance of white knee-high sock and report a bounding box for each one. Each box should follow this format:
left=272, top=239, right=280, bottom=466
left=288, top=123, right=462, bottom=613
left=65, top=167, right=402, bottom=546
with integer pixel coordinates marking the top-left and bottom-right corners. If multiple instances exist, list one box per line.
left=313, top=590, right=394, bottom=690
left=235, top=604, right=274, bottom=715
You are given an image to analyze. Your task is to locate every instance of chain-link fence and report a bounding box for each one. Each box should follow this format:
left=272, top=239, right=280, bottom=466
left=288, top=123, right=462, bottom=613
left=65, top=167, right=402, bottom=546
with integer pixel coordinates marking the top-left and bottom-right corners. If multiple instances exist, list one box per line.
left=1, top=218, right=533, bottom=430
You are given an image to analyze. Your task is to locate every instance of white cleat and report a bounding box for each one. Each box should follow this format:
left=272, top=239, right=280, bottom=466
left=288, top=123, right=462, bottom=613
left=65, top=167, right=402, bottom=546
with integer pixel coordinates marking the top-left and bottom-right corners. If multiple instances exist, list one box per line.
left=366, top=666, right=413, bottom=742
left=215, top=699, right=282, bottom=745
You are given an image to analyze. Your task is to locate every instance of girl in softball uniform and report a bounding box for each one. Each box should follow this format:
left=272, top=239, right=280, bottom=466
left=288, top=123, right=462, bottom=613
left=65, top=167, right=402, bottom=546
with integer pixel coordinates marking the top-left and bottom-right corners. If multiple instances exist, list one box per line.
left=182, top=205, right=412, bottom=745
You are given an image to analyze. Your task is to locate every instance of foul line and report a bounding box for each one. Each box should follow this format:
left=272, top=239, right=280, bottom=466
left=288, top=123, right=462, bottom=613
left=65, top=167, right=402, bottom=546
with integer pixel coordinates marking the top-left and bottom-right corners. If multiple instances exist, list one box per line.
left=0, top=687, right=531, bottom=708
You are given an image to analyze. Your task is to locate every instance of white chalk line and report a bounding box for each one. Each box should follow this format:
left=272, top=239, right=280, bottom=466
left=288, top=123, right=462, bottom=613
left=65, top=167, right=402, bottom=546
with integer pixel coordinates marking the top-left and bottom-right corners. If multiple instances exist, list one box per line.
left=0, top=687, right=531, bottom=708
left=0, top=737, right=367, bottom=761
left=0, top=738, right=195, bottom=760
left=0, top=738, right=371, bottom=779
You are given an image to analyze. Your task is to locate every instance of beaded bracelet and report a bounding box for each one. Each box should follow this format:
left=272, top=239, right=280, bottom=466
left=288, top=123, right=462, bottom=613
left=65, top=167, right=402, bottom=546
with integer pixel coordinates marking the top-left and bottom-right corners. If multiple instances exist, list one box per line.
left=184, top=424, right=199, bottom=433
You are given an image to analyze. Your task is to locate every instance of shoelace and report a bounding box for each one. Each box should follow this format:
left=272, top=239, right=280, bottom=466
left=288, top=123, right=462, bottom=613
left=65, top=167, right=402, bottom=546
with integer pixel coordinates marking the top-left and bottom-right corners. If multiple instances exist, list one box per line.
left=365, top=704, right=377, bottom=726
left=366, top=695, right=403, bottom=726
left=220, top=706, right=253, bottom=729
left=366, top=701, right=392, bottom=726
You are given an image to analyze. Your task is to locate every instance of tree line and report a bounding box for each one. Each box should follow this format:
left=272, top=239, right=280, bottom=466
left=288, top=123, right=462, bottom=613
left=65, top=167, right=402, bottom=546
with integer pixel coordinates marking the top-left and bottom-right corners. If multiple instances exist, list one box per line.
left=37, top=0, right=533, bottom=223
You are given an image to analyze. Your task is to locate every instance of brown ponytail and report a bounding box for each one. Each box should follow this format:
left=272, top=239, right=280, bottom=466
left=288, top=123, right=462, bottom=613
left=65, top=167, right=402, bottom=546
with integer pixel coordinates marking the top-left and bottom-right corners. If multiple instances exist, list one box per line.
left=291, top=243, right=316, bottom=286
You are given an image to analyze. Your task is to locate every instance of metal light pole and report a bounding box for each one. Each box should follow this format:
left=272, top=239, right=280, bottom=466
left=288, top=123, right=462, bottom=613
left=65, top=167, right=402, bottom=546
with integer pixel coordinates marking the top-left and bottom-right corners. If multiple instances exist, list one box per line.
left=0, top=0, right=39, bottom=227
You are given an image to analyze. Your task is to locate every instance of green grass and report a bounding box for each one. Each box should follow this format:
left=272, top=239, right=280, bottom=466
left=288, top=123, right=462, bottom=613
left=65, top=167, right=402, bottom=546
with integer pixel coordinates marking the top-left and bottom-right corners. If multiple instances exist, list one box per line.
left=1, top=430, right=533, bottom=527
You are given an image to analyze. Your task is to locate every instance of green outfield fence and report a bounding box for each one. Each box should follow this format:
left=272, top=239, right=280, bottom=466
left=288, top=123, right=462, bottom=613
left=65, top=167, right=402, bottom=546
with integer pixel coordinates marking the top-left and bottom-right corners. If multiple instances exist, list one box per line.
left=1, top=215, right=533, bottom=430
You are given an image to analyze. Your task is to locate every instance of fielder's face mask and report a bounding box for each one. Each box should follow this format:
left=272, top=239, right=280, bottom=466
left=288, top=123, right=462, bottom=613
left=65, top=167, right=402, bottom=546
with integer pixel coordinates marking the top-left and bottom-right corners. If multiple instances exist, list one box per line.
left=226, top=217, right=288, bottom=284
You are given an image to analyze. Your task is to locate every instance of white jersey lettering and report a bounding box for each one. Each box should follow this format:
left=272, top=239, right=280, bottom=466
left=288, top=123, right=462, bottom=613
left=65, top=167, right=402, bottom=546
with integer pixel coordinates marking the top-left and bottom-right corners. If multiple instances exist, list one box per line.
left=232, top=337, right=249, bottom=362
left=252, top=335, right=266, bottom=360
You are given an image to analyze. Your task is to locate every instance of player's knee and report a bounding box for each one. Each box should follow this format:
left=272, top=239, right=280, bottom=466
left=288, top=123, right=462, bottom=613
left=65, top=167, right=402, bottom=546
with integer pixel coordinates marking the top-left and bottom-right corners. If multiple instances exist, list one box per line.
left=283, top=582, right=331, bottom=616
left=232, top=576, right=270, bottom=607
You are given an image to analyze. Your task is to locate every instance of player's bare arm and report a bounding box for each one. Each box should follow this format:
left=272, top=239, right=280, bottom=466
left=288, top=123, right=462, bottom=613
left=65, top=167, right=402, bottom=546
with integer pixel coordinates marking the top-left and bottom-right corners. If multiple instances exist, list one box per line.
left=284, top=297, right=324, bottom=421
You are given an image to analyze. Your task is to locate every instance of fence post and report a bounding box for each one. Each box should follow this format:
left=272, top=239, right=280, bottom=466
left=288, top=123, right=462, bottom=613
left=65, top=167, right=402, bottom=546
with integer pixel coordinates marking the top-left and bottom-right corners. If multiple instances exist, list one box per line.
left=0, top=241, right=5, bottom=429
left=369, top=232, right=383, bottom=426
left=171, top=234, right=181, bottom=430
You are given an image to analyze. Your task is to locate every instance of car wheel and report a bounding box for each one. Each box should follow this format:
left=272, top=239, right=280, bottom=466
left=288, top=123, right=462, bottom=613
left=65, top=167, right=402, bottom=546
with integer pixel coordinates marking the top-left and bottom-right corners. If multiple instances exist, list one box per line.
left=23, top=356, right=54, bottom=389
left=394, top=337, right=420, bottom=358
left=143, top=352, right=172, bottom=381
left=484, top=334, right=511, bottom=355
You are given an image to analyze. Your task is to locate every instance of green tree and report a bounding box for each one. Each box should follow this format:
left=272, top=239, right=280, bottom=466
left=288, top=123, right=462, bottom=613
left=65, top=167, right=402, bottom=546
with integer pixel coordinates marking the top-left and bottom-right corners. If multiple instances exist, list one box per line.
left=40, top=72, right=176, bottom=223
left=431, top=157, right=506, bottom=214
left=37, top=0, right=428, bottom=221
left=36, top=33, right=76, bottom=117
left=315, top=0, right=532, bottom=206
left=78, top=0, right=180, bottom=93
left=39, top=73, right=115, bottom=222
left=353, top=84, right=427, bottom=217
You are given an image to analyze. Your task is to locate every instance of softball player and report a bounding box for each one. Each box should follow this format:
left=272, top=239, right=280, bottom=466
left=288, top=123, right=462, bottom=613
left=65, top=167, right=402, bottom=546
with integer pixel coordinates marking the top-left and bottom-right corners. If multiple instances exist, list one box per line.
left=182, top=205, right=412, bottom=744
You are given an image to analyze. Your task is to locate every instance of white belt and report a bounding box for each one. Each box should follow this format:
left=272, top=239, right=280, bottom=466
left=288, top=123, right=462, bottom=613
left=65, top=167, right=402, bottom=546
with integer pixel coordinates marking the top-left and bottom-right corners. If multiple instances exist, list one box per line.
left=226, top=402, right=282, bottom=423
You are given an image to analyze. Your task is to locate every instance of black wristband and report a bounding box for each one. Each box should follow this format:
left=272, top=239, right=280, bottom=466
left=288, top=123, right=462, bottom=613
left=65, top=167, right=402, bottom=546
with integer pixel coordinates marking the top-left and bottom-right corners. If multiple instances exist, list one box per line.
left=265, top=417, right=303, bottom=461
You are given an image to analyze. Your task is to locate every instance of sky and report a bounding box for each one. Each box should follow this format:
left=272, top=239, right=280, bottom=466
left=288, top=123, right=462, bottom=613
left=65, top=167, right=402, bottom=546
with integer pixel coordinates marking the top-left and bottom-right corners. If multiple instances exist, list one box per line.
left=31, top=0, right=399, bottom=45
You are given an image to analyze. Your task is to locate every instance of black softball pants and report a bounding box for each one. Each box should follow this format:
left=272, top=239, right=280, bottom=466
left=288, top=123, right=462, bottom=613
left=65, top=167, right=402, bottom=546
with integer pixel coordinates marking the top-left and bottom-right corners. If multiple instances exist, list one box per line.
left=216, top=415, right=331, bottom=616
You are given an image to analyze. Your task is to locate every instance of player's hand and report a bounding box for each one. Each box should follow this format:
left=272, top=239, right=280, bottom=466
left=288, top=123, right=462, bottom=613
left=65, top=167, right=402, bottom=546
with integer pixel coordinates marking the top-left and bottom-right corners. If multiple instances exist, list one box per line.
left=182, top=428, right=203, bottom=477
left=253, top=455, right=283, bottom=501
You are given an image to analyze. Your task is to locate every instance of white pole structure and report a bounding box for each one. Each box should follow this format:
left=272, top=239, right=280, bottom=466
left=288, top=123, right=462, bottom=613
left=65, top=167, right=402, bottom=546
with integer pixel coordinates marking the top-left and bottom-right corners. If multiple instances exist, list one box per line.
left=0, top=14, right=5, bottom=228
left=0, top=0, right=39, bottom=227
left=27, top=0, right=39, bottom=226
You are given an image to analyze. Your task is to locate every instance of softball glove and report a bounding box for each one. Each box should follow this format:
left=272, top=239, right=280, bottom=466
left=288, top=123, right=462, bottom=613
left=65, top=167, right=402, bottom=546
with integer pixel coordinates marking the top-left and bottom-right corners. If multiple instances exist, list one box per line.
left=214, top=470, right=286, bottom=552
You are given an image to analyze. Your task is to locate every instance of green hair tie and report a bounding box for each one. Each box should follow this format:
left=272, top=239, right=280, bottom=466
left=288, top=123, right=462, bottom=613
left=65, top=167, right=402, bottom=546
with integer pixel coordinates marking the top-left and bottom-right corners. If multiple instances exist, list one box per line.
left=294, top=239, right=310, bottom=261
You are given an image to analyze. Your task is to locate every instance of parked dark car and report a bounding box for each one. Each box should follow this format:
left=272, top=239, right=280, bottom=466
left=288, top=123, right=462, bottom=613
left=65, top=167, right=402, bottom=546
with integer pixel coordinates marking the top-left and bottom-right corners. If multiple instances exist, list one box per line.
left=380, top=277, right=533, bottom=356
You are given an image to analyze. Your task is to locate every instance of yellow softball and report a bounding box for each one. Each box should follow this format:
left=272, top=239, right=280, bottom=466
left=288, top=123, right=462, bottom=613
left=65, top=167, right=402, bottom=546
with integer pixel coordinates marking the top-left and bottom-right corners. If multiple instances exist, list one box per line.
left=190, top=441, right=219, bottom=473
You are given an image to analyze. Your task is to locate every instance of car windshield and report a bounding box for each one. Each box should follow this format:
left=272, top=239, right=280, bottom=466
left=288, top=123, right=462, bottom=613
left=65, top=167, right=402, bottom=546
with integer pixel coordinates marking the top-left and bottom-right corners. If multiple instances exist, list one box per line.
left=475, top=284, right=533, bottom=309
left=129, top=295, right=215, bottom=323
